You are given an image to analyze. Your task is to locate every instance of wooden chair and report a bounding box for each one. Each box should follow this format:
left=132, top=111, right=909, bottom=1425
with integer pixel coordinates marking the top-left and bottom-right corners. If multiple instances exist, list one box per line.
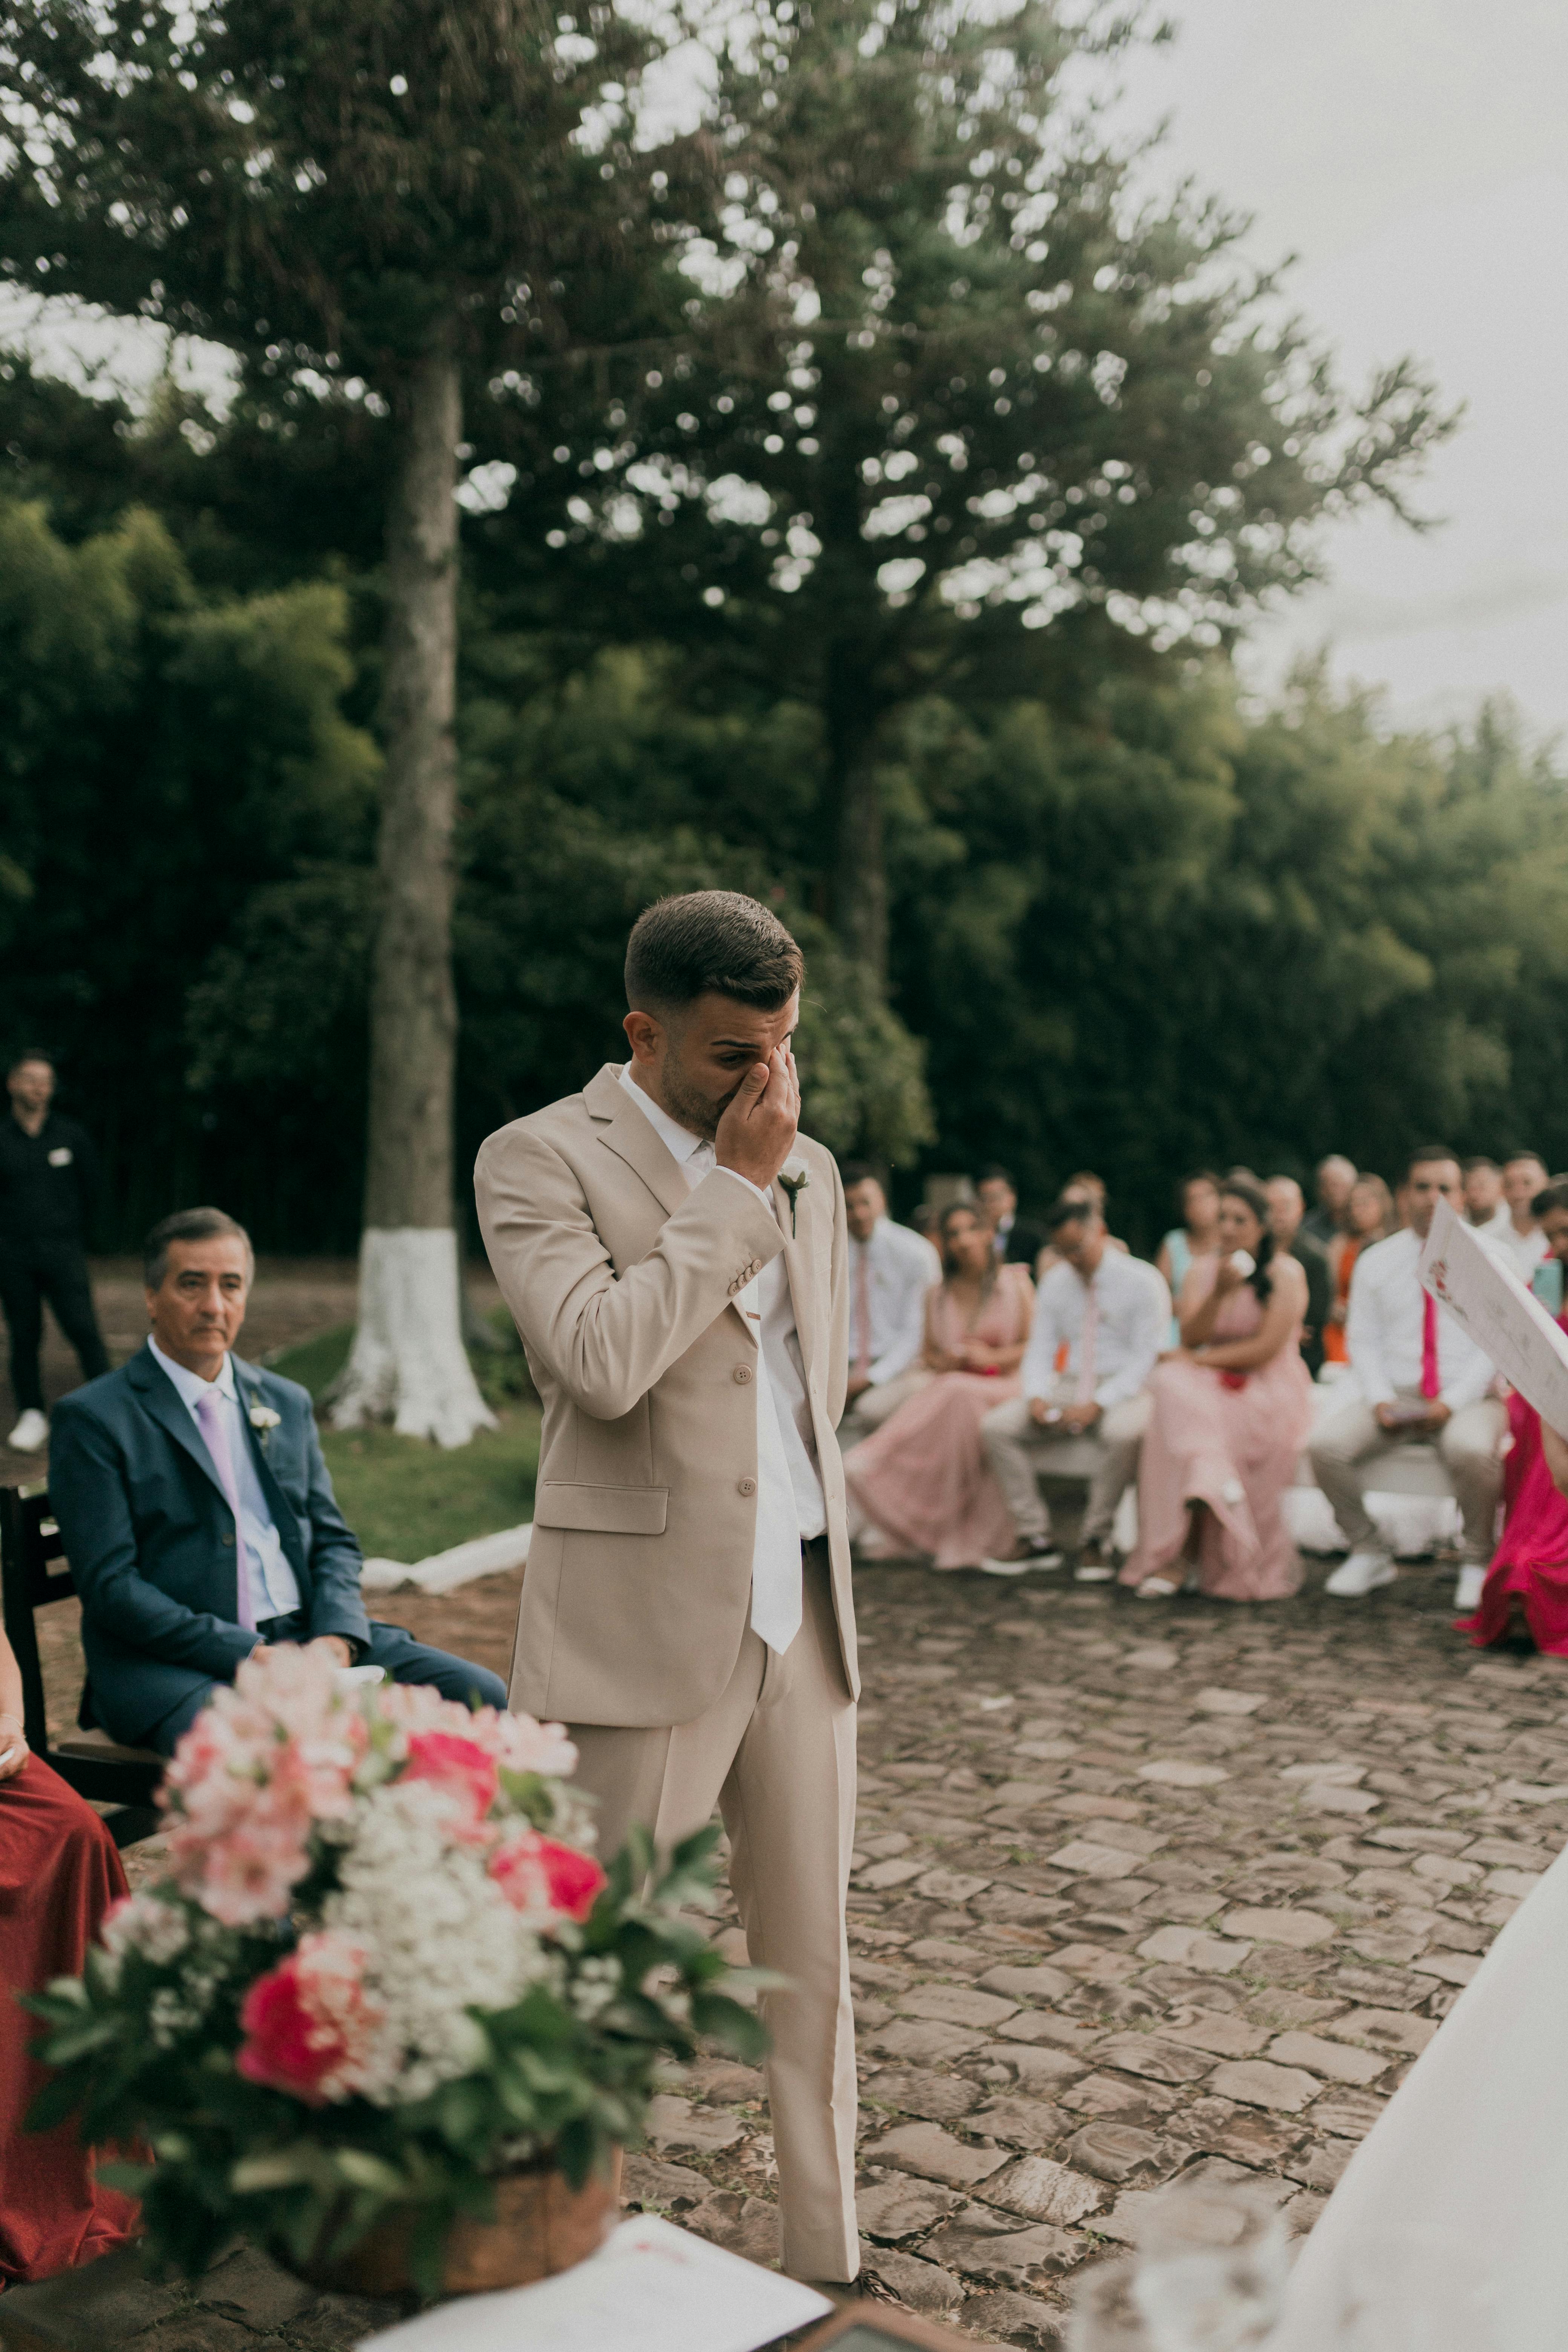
left=0, top=1482, right=163, bottom=1847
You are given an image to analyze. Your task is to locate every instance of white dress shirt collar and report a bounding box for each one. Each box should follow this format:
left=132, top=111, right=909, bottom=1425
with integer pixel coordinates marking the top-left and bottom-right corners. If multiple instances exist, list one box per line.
left=148, top=1334, right=238, bottom=1404
left=617, top=1060, right=712, bottom=1170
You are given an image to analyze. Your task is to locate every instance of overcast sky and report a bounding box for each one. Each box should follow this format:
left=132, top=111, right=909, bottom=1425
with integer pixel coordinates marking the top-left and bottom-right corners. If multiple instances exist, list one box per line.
left=7, top=0, right=1563, bottom=744
left=1120, top=0, right=1568, bottom=741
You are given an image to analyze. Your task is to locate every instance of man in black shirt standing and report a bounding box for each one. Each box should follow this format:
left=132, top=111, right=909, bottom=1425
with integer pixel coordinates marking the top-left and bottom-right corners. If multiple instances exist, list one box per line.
left=0, top=1050, right=110, bottom=1450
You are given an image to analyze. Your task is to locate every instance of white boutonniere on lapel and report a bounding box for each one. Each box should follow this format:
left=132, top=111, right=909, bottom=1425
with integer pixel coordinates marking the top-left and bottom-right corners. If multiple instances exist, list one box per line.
left=779, top=1163, right=810, bottom=1238
left=247, top=1398, right=282, bottom=1443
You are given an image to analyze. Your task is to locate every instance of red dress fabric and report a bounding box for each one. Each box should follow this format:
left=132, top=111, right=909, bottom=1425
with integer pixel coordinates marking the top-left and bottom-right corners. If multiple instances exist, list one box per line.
left=1461, top=1335, right=1568, bottom=1656
left=0, top=1756, right=138, bottom=2282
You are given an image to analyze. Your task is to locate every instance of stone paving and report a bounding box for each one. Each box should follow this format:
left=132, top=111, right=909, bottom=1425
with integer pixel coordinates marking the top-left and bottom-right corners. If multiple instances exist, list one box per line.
left=23, top=1548, right=1568, bottom=2349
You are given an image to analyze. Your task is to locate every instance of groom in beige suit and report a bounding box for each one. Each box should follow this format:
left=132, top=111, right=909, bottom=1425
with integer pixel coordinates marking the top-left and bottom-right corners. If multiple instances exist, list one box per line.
left=474, top=891, right=860, bottom=2288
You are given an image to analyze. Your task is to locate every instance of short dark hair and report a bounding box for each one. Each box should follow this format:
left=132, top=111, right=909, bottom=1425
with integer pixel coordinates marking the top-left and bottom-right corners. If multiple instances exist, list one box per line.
left=9, top=1046, right=54, bottom=1075
left=624, top=891, right=802, bottom=1013
left=977, top=1164, right=1015, bottom=1189
left=841, top=1161, right=880, bottom=1190
left=145, top=1207, right=253, bottom=1290
left=1407, top=1144, right=1459, bottom=1179
left=1046, top=1194, right=1096, bottom=1233
left=1462, top=1155, right=1498, bottom=1174
left=1504, top=1148, right=1547, bottom=1169
left=1533, top=1180, right=1568, bottom=1220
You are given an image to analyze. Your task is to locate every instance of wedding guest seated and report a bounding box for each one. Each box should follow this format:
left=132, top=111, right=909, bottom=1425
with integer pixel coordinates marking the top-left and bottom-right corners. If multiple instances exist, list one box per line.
left=1324, top=1174, right=1395, bottom=1365
left=976, top=1165, right=1047, bottom=1268
left=1120, top=1176, right=1315, bottom=1602
left=1156, top=1171, right=1221, bottom=1345
left=1302, top=1153, right=1357, bottom=1245
left=838, top=1163, right=941, bottom=1445
left=1497, top=1149, right=1553, bottom=1289
left=49, top=1207, right=507, bottom=1756
left=1310, top=1148, right=1504, bottom=1603
left=842, top=1200, right=1032, bottom=1572
left=980, top=1196, right=1169, bottom=1583
left=0, top=1620, right=137, bottom=2283
left=1462, top=1154, right=1509, bottom=1232
left=1034, top=1171, right=1131, bottom=1277
left=1460, top=1179, right=1568, bottom=1647
left=1265, top=1175, right=1332, bottom=1377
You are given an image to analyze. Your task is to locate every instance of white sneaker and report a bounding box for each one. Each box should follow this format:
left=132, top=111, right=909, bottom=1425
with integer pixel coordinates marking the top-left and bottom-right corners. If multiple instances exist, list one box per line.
left=6, top=1409, right=47, bottom=1452
left=1325, top=1550, right=1397, bottom=1598
left=1453, top=1563, right=1488, bottom=1614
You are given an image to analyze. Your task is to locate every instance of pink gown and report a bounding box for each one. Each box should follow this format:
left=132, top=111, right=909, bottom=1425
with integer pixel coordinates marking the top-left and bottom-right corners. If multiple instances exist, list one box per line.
left=844, top=1267, right=1032, bottom=1570
left=1461, top=1319, right=1568, bottom=1654
left=1123, top=1262, right=1315, bottom=1601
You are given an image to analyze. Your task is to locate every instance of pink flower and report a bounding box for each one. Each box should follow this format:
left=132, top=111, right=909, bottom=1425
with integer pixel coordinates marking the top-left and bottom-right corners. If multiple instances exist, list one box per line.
left=399, top=1731, right=499, bottom=1840
left=236, top=1931, right=383, bottom=2104
left=193, top=1818, right=313, bottom=1927
left=490, top=1831, right=607, bottom=1923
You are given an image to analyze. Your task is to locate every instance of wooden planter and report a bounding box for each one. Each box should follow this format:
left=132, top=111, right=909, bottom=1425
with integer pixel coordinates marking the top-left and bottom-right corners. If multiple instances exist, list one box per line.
left=300, top=2150, right=622, bottom=2298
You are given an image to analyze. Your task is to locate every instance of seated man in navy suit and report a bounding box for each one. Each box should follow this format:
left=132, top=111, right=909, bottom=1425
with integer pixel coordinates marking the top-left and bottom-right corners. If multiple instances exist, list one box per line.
left=49, top=1206, right=507, bottom=1755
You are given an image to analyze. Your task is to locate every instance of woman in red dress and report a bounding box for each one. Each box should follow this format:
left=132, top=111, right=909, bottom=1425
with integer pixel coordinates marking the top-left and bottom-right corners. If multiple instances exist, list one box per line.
left=1461, top=1182, right=1568, bottom=1655
left=0, top=1622, right=138, bottom=2281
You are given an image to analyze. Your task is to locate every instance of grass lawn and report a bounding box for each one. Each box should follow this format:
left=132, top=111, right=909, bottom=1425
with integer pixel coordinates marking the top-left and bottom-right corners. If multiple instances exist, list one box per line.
left=270, top=1325, right=541, bottom=1564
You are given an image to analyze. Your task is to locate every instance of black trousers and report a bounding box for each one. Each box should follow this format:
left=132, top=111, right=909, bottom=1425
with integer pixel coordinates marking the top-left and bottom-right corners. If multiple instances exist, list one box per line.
left=0, top=1239, right=109, bottom=1414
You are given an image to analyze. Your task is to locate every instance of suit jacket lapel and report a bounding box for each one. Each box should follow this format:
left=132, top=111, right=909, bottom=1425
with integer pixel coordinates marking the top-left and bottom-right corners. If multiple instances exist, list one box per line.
left=128, top=1346, right=234, bottom=1510
left=584, top=1063, right=694, bottom=1222
left=232, top=1359, right=309, bottom=1581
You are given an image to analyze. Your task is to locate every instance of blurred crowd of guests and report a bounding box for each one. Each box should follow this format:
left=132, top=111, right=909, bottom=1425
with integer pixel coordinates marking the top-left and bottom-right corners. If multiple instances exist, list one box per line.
left=836, top=1148, right=1568, bottom=1651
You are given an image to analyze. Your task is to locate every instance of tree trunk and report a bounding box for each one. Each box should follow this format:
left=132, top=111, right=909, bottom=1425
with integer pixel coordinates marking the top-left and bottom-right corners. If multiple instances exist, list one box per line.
left=825, top=648, right=888, bottom=991
left=332, top=336, right=496, bottom=1449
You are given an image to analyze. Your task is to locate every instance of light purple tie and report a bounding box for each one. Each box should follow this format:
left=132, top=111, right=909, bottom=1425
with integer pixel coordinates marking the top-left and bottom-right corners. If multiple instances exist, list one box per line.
left=195, top=1387, right=254, bottom=1631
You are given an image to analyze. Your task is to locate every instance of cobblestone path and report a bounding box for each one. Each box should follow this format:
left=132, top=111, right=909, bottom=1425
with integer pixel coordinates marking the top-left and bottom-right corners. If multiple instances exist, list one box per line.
left=630, top=1558, right=1568, bottom=2346
left=66, top=1554, right=1568, bottom=2351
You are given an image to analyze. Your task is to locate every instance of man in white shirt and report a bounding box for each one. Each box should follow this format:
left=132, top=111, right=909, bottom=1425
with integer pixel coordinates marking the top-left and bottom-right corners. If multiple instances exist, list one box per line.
left=980, top=1197, right=1170, bottom=1583
left=837, top=1163, right=940, bottom=1444
left=1311, top=1147, right=1505, bottom=1605
left=1496, top=1151, right=1552, bottom=1286
left=1462, top=1156, right=1511, bottom=1233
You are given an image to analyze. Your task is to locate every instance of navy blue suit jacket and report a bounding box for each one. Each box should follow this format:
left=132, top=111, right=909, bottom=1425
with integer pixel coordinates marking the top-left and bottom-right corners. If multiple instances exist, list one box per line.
left=49, top=1346, right=371, bottom=1746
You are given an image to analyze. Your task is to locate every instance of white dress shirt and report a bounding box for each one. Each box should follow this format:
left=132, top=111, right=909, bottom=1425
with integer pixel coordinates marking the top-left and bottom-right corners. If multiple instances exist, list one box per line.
left=1495, top=1217, right=1553, bottom=1286
left=1021, top=1251, right=1170, bottom=1408
left=147, top=1336, right=302, bottom=1623
left=617, top=1064, right=824, bottom=1652
left=849, top=1217, right=941, bottom=1385
left=1344, top=1226, right=1498, bottom=1413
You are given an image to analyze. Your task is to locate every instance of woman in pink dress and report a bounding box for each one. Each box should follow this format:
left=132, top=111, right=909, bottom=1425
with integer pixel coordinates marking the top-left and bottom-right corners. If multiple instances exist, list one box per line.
left=845, top=1201, right=1033, bottom=1570
left=1122, top=1176, right=1315, bottom=1602
left=1461, top=1185, right=1568, bottom=1654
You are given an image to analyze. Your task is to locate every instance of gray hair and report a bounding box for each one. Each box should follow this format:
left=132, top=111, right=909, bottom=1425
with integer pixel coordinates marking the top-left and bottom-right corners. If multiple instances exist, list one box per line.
left=144, top=1207, right=254, bottom=1291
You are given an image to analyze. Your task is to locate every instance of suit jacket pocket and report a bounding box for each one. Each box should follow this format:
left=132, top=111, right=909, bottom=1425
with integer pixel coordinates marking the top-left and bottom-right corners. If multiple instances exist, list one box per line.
left=534, top=1481, right=670, bottom=1535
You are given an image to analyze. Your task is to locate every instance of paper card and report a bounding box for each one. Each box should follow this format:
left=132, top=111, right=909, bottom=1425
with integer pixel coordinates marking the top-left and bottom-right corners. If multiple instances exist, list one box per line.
left=357, top=2214, right=833, bottom=2352
left=1419, top=1197, right=1568, bottom=1431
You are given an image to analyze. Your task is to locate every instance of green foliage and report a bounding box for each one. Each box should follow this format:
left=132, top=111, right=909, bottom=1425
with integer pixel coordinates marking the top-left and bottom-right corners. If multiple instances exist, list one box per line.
left=27, top=1826, right=765, bottom=2293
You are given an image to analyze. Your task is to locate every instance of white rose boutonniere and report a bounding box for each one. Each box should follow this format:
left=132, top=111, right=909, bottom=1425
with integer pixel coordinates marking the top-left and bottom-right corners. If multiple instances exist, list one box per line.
left=779, top=1163, right=810, bottom=1238
left=248, top=1401, right=282, bottom=1434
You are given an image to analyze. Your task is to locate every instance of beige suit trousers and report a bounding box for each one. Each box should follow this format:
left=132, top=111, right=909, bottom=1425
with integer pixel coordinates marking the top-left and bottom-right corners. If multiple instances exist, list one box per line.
left=982, top=1384, right=1152, bottom=1547
left=1310, top=1387, right=1506, bottom=1560
left=566, top=1544, right=858, bottom=2283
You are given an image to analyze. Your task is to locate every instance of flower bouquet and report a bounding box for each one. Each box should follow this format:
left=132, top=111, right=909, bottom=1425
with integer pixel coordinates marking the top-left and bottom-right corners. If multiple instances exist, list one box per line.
left=27, top=1646, right=765, bottom=2293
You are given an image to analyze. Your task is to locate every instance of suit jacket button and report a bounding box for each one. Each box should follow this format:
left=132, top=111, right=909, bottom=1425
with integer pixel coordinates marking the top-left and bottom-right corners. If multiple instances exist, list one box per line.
left=738, top=1476, right=757, bottom=1497
left=221, top=1531, right=236, bottom=1546
left=733, top=1365, right=753, bottom=1385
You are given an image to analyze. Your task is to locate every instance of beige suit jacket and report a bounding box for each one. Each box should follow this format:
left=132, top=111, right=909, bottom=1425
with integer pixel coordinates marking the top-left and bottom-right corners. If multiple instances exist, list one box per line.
left=474, top=1064, right=857, bottom=1728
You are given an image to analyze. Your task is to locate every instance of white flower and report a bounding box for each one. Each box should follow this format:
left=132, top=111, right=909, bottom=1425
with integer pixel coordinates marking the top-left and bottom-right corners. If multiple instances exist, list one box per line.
left=100, top=1891, right=191, bottom=1976
left=248, top=1401, right=282, bottom=1430
left=322, top=1779, right=547, bottom=2105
